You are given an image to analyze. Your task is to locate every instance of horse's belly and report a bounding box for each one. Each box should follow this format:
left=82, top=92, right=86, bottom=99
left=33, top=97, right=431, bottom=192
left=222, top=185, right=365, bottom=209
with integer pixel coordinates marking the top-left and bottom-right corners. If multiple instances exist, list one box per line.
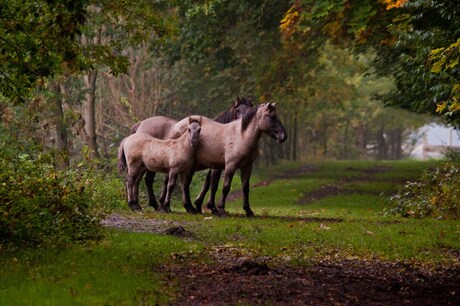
left=145, top=156, right=169, bottom=173
left=195, top=149, right=225, bottom=170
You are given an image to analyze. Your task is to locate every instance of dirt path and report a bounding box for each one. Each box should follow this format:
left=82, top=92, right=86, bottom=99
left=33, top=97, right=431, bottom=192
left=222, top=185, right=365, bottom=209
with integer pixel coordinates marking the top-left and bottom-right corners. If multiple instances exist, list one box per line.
left=102, top=165, right=460, bottom=305
left=101, top=213, right=460, bottom=305
left=165, top=258, right=460, bottom=305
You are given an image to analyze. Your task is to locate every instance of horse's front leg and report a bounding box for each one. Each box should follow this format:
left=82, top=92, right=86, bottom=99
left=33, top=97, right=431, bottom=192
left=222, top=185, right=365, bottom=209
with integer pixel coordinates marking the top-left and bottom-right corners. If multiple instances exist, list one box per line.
left=144, top=170, right=159, bottom=210
left=216, top=166, right=236, bottom=217
left=194, top=170, right=211, bottom=213
left=240, top=164, right=254, bottom=217
left=207, top=169, right=222, bottom=215
left=158, top=174, right=169, bottom=211
left=161, top=172, right=176, bottom=213
left=180, top=169, right=197, bottom=214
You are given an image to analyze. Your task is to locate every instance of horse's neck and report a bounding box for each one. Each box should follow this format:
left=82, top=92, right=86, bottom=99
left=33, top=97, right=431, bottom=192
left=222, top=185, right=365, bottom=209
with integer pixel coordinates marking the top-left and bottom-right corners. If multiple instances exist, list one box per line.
left=238, top=117, right=263, bottom=149
left=173, top=132, right=194, bottom=155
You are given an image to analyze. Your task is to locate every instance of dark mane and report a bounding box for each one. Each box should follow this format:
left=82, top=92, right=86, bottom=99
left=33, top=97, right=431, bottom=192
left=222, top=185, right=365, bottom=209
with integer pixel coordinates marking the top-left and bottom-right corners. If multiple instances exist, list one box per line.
left=241, top=106, right=258, bottom=131
left=213, top=96, right=255, bottom=124
left=214, top=108, right=237, bottom=124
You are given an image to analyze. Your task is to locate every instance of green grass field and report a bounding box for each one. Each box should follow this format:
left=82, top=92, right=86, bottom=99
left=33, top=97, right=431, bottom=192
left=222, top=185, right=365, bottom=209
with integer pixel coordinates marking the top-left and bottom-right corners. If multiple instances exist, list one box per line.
left=1, top=160, right=459, bottom=305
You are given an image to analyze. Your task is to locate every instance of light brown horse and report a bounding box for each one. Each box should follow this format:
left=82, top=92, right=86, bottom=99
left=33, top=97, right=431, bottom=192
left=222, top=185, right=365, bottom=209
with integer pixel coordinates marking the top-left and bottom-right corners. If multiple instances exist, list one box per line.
left=129, top=97, right=254, bottom=211
left=176, top=102, right=287, bottom=217
left=118, top=116, right=202, bottom=213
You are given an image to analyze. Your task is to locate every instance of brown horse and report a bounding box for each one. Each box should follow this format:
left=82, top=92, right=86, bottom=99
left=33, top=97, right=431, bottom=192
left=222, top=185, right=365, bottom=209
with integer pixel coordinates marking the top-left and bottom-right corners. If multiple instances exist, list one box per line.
left=176, top=102, right=287, bottom=217
left=118, top=116, right=202, bottom=213
left=129, top=96, right=254, bottom=211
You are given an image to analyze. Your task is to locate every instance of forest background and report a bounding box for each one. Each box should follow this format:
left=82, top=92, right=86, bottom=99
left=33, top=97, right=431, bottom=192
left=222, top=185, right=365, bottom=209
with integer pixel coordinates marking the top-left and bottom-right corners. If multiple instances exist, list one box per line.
left=1, top=0, right=460, bottom=245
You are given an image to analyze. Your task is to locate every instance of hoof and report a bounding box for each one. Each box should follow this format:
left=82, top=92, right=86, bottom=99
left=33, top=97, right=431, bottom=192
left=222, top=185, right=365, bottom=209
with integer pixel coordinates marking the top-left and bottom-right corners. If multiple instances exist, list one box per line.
left=246, top=212, right=255, bottom=218
left=158, top=206, right=172, bottom=213
left=129, top=201, right=142, bottom=211
left=149, top=202, right=159, bottom=210
left=207, top=203, right=219, bottom=215
left=217, top=209, right=227, bottom=218
left=184, top=205, right=197, bottom=214
left=245, top=209, right=254, bottom=217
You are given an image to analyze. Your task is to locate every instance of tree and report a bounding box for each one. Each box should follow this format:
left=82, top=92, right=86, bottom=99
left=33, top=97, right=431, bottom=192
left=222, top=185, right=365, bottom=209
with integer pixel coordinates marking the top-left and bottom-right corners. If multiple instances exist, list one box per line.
left=0, top=0, right=87, bottom=103
left=282, top=0, right=460, bottom=125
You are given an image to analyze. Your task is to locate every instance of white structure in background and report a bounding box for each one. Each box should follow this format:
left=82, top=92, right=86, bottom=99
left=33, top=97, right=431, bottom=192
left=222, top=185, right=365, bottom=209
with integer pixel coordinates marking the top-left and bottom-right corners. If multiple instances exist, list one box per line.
left=411, top=123, right=460, bottom=159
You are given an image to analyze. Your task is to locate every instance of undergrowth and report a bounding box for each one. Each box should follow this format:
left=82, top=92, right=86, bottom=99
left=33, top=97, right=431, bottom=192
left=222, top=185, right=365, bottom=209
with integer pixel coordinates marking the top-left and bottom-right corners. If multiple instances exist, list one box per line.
left=0, top=141, right=124, bottom=248
left=387, top=162, right=460, bottom=219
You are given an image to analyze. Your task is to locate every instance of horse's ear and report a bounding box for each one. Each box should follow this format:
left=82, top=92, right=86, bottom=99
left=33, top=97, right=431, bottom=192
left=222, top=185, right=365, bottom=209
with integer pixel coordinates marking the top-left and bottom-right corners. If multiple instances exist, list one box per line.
left=266, top=102, right=276, bottom=111
left=234, top=96, right=241, bottom=107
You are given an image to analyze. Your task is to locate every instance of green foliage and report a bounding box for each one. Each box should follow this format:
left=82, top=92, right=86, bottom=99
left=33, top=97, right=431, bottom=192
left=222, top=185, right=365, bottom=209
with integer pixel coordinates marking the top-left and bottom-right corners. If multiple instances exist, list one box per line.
left=0, top=143, right=105, bottom=247
left=0, top=0, right=88, bottom=102
left=287, top=0, right=460, bottom=125
left=388, top=163, right=460, bottom=219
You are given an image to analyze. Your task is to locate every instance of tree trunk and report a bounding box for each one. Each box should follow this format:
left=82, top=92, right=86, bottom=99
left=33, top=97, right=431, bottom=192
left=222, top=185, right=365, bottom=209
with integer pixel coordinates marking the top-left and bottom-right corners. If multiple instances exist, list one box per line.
left=83, top=70, right=100, bottom=158
left=376, top=126, right=387, bottom=160
left=390, top=128, right=402, bottom=160
left=51, top=81, right=70, bottom=168
left=342, top=120, right=349, bottom=160
left=292, top=113, right=298, bottom=161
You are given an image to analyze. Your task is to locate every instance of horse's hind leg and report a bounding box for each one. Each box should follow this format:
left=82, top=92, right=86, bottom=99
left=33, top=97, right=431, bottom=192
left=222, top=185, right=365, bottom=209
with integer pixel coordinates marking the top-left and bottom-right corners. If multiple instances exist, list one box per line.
left=126, top=170, right=142, bottom=211
left=194, top=170, right=211, bottom=213
left=180, top=170, right=197, bottom=214
left=207, top=169, right=222, bottom=215
left=240, top=165, right=254, bottom=217
left=144, top=170, right=159, bottom=210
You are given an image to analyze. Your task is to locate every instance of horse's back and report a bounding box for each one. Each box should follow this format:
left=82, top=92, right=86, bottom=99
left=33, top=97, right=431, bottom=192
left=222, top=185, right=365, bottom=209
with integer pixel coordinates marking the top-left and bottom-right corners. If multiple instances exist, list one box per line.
left=133, top=116, right=178, bottom=139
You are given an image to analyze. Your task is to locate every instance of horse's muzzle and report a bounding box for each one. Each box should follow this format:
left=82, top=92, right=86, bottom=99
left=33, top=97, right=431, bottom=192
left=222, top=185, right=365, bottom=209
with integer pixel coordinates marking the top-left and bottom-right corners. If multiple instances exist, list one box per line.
left=191, top=138, right=200, bottom=147
left=277, top=133, right=288, bottom=143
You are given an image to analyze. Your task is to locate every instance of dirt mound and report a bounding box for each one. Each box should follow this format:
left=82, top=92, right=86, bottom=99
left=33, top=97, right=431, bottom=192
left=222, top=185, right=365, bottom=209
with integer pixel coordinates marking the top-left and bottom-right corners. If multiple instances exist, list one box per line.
left=163, top=226, right=195, bottom=238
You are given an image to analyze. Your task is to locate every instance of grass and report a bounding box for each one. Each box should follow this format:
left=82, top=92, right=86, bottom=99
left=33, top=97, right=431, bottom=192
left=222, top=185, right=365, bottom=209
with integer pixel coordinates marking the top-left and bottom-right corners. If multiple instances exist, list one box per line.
left=1, top=159, right=459, bottom=305
left=0, top=232, right=196, bottom=305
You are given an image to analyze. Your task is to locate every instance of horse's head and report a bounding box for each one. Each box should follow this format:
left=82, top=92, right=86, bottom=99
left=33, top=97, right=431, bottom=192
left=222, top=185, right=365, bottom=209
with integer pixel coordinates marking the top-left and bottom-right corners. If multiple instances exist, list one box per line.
left=257, top=103, right=288, bottom=143
left=188, top=116, right=202, bottom=147
left=234, top=96, right=255, bottom=119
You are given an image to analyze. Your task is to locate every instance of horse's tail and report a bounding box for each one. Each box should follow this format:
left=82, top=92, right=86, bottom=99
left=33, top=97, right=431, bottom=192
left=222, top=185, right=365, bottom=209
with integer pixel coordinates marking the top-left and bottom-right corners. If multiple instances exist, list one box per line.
left=117, top=138, right=127, bottom=174
left=130, top=122, right=141, bottom=134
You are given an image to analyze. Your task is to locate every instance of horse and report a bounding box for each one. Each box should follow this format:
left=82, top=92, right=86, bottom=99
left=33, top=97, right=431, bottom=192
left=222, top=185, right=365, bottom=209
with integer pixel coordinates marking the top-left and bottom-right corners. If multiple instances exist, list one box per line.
left=128, top=96, right=254, bottom=211
left=118, top=116, right=202, bottom=213
left=175, top=102, right=287, bottom=217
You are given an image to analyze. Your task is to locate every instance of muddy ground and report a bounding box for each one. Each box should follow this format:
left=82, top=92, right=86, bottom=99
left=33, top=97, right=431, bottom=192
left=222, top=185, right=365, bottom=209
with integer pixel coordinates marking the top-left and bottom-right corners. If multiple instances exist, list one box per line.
left=102, top=213, right=460, bottom=305
left=102, top=166, right=460, bottom=305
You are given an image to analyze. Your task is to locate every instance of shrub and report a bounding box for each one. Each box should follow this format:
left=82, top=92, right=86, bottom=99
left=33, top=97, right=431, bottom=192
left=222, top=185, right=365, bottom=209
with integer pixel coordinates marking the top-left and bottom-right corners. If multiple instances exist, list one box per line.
left=387, top=163, right=460, bottom=219
left=0, top=150, right=105, bottom=247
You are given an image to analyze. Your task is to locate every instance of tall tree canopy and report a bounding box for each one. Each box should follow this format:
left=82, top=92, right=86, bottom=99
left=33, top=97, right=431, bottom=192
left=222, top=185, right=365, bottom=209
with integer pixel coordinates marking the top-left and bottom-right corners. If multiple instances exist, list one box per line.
left=279, top=0, right=460, bottom=124
left=0, top=0, right=88, bottom=103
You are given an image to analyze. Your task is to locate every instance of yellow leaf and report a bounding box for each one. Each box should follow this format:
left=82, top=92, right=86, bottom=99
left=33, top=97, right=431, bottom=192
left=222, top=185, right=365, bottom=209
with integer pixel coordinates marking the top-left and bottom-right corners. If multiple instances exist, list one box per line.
left=448, top=102, right=460, bottom=112
left=436, top=102, right=447, bottom=113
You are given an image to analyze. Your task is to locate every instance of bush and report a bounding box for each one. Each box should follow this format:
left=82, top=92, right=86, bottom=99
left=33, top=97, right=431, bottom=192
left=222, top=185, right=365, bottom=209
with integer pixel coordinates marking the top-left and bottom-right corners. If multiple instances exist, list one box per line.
left=0, top=150, right=105, bottom=247
left=387, top=163, right=460, bottom=219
